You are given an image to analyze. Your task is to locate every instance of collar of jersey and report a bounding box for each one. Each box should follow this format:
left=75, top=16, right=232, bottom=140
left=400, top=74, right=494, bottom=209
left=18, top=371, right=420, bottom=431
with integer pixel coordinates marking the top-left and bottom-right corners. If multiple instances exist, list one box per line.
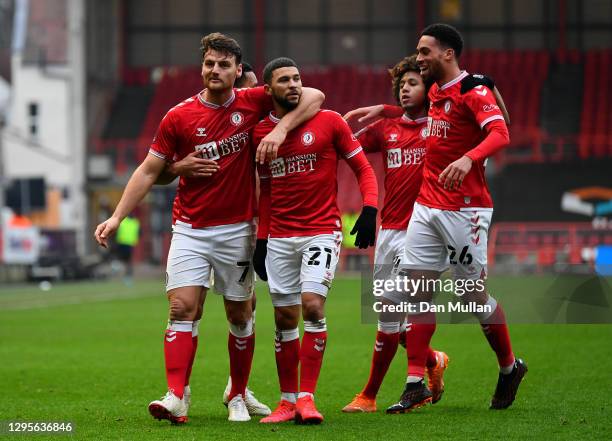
left=197, top=89, right=236, bottom=109
left=401, top=114, right=428, bottom=125
left=439, top=70, right=469, bottom=91
left=268, top=112, right=281, bottom=124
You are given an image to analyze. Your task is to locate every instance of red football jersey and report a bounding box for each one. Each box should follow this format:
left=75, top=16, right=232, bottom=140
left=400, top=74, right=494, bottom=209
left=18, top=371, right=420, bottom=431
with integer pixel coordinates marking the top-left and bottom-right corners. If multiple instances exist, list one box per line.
left=356, top=115, right=427, bottom=230
left=150, top=87, right=272, bottom=228
left=254, top=110, right=366, bottom=238
left=418, top=71, right=506, bottom=211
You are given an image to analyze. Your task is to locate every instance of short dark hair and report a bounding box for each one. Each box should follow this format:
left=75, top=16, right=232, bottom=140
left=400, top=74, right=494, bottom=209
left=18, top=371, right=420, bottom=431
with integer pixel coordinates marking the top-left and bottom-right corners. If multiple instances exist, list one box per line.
left=242, top=61, right=254, bottom=73
left=235, top=61, right=255, bottom=88
left=389, top=54, right=421, bottom=104
left=421, top=23, right=464, bottom=58
left=263, top=57, right=298, bottom=85
left=200, top=32, right=242, bottom=64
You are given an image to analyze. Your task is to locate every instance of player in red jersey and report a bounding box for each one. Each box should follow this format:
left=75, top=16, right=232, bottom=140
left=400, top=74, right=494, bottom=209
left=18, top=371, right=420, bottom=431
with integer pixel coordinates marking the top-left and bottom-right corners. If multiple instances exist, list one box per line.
left=383, top=23, right=527, bottom=413
left=154, top=58, right=269, bottom=416
left=94, top=33, right=325, bottom=424
left=251, top=58, right=378, bottom=424
left=342, top=55, right=449, bottom=414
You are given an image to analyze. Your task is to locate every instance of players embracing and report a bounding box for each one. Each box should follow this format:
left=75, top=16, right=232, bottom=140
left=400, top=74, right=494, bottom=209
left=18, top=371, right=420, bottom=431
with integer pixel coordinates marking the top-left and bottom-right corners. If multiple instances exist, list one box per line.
left=95, top=33, right=326, bottom=423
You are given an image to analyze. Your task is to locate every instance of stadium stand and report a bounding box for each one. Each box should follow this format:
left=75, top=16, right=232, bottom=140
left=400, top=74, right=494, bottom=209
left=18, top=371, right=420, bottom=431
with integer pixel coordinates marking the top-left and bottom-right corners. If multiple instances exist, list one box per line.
left=580, top=49, right=612, bottom=158
left=490, top=222, right=612, bottom=272
left=97, top=50, right=566, bottom=176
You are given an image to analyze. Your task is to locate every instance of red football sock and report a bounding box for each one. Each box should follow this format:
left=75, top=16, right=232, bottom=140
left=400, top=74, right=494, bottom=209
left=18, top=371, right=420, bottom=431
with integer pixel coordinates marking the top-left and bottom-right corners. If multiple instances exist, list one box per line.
left=228, top=332, right=255, bottom=400
left=299, top=330, right=327, bottom=394
left=184, top=335, right=198, bottom=387
left=362, top=331, right=400, bottom=399
left=480, top=305, right=515, bottom=368
left=275, top=331, right=300, bottom=394
left=406, top=313, right=436, bottom=378
left=164, top=324, right=194, bottom=399
left=426, top=347, right=437, bottom=369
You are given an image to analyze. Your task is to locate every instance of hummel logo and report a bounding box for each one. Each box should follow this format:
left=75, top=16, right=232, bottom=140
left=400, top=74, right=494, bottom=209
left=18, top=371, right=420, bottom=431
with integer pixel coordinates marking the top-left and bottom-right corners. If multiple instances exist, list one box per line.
left=314, top=338, right=326, bottom=352
left=235, top=338, right=247, bottom=350
left=475, top=85, right=488, bottom=96
left=196, top=127, right=207, bottom=137
left=166, top=331, right=177, bottom=342
left=374, top=340, right=384, bottom=352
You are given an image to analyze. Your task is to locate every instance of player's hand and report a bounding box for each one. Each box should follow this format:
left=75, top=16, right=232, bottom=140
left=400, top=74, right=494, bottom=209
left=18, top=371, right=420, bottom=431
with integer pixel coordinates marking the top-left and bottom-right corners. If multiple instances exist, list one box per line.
left=350, top=206, right=378, bottom=249
left=172, top=151, right=220, bottom=178
left=252, top=239, right=268, bottom=281
left=460, top=73, right=495, bottom=94
left=94, top=216, right=121, bottom=248
left=256, top=126, right=287, bottom=164
left=343, top=105, right=384, bottom=126
left=438, top=155, right=473, bottom=191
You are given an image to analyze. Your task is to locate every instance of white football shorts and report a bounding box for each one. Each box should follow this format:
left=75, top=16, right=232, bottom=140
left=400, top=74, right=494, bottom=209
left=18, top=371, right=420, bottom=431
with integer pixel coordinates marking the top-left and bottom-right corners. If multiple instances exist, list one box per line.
left=402, top=202, right=492, bottom=281
left=165, top=221, right=255, bottom=301
left=266, top=232, right=342, bottom=306
left=373, top=228, right=406, bottom=281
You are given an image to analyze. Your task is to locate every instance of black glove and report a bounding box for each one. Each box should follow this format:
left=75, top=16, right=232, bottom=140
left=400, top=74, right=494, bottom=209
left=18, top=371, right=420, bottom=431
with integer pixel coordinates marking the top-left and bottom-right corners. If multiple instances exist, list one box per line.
left=460, top=73, right=495, bottom=94
left=252, top=239, right=268, bottom=281
left=350, top=206, right=378, bottom=249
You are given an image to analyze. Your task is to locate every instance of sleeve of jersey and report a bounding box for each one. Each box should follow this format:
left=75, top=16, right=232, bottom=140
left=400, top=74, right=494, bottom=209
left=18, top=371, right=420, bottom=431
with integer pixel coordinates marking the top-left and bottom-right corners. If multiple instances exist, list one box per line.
left=464, top=86, right=506, bottom=130
left=335, top=116, right=378, bottom=207
left=244, top=86, right=274, bottom=118
left=149, top=111, right=177, bottom=160
left=464, top=119, right=510, bottom=162
left=382, top=104, right=404, bottom=118
left=354, top=120, right=383, bottom=153
left=256, top=164, right=271, bottom=239
left=463, top=87, right=510, bottom=162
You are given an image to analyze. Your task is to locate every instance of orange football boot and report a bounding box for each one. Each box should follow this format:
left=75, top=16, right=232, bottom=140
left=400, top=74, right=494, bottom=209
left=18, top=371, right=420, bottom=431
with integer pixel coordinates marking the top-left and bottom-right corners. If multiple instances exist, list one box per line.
left=260, top=400, right=296, bottom=423
left=342, top=393, right=377, bottom=413
left=295, top=396, right=323, bottom=424
left=427, top=351, right=449, bottom=404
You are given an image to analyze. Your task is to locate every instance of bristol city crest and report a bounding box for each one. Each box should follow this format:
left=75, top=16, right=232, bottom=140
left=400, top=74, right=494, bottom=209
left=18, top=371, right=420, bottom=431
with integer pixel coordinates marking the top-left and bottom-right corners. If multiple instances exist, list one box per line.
left=230, top=112, right=244, bottom=126
left=302, top=131, right=315, bottom=146
left=444, top=100, right=452, bottom=113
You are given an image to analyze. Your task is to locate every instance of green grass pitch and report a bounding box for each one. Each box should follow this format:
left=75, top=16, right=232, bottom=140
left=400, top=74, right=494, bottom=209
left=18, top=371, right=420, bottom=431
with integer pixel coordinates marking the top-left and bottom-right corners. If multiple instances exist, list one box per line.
left=1, top=276, right=611, bottom=440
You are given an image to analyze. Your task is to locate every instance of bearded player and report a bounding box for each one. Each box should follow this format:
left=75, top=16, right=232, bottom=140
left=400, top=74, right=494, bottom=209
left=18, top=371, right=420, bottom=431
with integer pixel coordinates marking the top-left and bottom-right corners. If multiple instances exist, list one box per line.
left=252, top=57, right=379, bottom=424
left=95, top=33, right=325, bottom=423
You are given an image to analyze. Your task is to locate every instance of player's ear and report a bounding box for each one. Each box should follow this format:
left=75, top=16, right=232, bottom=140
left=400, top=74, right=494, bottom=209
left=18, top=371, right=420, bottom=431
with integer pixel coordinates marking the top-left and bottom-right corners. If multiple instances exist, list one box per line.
left=443, top=48, right=455, bottom=62
left=236, top=63, right=243, bottom=79
left=264, top=83, right=272, bottom=96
